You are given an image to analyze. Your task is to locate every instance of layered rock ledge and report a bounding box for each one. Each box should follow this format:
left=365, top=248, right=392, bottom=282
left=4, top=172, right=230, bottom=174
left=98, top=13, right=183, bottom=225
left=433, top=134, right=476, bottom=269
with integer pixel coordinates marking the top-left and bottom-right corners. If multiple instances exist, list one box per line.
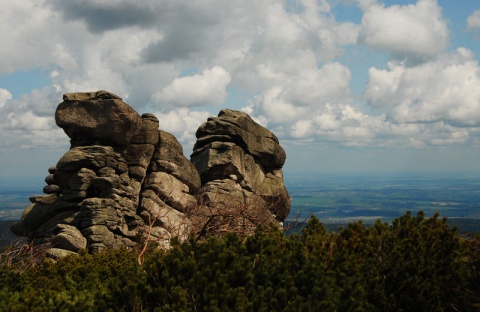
left=12, top=91, right=290, bottom=256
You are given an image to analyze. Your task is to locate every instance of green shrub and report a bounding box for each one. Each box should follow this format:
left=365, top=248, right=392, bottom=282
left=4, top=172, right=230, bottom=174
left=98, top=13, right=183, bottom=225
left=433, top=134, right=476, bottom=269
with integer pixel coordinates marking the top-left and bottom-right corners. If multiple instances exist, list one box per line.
left=0, top=211, right=479, bottom=311
left=0, top=248, right=146, bottom=311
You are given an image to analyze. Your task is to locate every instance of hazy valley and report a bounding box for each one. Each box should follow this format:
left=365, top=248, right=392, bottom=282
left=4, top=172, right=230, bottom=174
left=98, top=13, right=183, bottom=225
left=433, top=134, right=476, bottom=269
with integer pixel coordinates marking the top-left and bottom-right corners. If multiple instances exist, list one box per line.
left=285, top=172, right=480, bottom=233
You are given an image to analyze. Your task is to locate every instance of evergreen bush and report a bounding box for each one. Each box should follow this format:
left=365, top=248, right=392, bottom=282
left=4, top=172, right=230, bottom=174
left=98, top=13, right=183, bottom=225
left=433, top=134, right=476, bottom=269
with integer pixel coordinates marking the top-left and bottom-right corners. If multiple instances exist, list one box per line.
left=0, top=211, right=479, bottom=311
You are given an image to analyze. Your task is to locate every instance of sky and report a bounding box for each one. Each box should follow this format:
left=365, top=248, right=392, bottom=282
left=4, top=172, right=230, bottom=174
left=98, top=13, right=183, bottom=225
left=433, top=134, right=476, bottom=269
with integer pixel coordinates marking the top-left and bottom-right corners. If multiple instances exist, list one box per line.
left=1, top=0, right=480, bottom=181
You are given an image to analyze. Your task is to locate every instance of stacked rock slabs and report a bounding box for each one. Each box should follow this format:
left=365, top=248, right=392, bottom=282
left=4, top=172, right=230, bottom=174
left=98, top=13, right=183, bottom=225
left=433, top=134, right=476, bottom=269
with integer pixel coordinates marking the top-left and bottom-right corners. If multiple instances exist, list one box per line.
left=191, top=109, right=291, bottom=236
left=12, top=92, right=290, bottom=256
left=12, top=91, right=198, bottom=255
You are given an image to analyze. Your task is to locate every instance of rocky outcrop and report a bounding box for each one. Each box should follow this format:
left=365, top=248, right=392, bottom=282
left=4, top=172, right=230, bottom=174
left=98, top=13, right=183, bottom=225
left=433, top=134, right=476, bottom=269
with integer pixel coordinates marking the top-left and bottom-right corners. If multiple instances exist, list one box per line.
left=12, top=91, right=290, bottom=256
left=191, top=109, right=290, bottom=236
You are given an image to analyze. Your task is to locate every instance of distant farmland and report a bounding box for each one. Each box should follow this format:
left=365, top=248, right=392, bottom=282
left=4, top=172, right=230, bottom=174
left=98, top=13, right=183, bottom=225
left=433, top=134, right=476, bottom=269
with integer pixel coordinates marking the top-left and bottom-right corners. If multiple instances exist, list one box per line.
left=285, top=172, right=480, bottom=232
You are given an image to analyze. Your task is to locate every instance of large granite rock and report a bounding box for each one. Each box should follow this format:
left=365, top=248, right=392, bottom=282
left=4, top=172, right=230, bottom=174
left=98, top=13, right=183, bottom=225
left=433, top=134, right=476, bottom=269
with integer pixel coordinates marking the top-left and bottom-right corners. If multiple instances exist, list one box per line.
left=12, top=92, right=290, bottom=256
left=191, top=109, right=290, bottom=237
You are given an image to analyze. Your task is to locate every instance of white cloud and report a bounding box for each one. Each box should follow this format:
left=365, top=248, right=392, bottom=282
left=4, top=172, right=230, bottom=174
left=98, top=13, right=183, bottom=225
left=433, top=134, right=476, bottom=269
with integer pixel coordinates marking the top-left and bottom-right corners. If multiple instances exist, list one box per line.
left=291, top=119, right=313, bottom=138
left=263, top=3, right=304, bottom=46
left=7, top=111, right=51, bottom=130
left=244, top=59, right=393, bottom=147
left=228, top=0, right=360, bottom=91
left=152, top=66, right=231, bottom=107
left=244, top=42, right=479, bottom=149
left=359, top=0, right=448, bottom=61
left=467, top=10, right=480, bottom=30
left=1, top=0, right=359, bottom=109
left=365, top=48, right=480, bottom=126
left=253, top=86, right=308, bottom=124
left=0, top=86, right=66, bottom=148
left=53, top=27, right=166, bottom=101
left=1, top=0, right=479, bottom=167
left=0, top=89, right=12, bottom=108
left=467, top=9, right=480, bottom=40
left=153, top=108, right=210, bottom=150
left=0, top=0, right=83, bottom=75
left=252, top=62, right=352, bottom=124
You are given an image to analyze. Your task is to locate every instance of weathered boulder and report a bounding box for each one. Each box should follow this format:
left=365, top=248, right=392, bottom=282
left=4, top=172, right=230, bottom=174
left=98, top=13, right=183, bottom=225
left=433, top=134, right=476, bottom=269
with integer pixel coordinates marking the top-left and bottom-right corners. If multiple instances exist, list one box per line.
left=130, top=113, right=160, bottom=145
left=47, top=248, right=77, bottom=259
left=56, top=90, right=142, bottom=148
left=51, top=224, right=87, bottom=252
left=256, top=170, right=291, bottom=221
left=11, top=196, right=77, bottom=237
left=143, top=172, right=196, bottom=213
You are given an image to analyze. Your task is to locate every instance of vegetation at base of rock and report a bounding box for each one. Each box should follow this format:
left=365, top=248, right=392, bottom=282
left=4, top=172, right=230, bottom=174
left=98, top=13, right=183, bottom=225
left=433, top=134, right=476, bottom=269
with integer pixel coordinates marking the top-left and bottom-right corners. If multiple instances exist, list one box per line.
left=1, top=211, right=479, bottom=311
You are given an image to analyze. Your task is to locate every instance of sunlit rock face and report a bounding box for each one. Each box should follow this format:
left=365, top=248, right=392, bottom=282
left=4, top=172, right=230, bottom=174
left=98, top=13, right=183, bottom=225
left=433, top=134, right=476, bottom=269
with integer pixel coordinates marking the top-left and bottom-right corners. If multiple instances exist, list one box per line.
left=56, top=91, right=143, bottom=149
left=12, top=91, right=290, bottom=256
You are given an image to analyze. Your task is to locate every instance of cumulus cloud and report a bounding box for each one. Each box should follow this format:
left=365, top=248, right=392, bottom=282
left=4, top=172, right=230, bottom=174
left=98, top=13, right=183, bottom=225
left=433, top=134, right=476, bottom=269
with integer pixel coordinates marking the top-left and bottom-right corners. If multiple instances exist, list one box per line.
left=0, top=89, right=12, bottom=108
left=1, top=0, right=478, bottom=160
left=365, top=48, right=480, bottom=126
left=359, top=0, right=448, bottom=62
left=0, top=0, right=82, bottom=74
left=233, top=1, right=359, bottom=90
left=244, top=42, right=479, bottom=149
left=0, top=87, right=67, bottom=149
left=270, top=102, right=388, bottom=147
left=1, top=0, right=359, bottom=102
left=153, top=108, right=210, bottom=150
left=51, top=1, right=160, bottom=33
left=467, top=9, right=480, bottom=40
left=244, top=59, right=394, bottom=147
left=242, top=56, right=354, bottom=139
left=7, top=111, right=51, bottom=130
left=152, top=66, right=231, bottom=107
left=250, top=61, right=352, bottom=124
left=467, top=10, right=480, bottom=30
left=355, top=0, right=379, bottom=10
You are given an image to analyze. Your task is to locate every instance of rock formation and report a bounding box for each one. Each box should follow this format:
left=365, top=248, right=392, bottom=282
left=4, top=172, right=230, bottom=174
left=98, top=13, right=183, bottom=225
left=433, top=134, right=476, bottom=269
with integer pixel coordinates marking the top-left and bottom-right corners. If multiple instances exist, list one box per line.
left=11, top=91, right=290, bottom=256
left=191, top=109, right=290, bottom=236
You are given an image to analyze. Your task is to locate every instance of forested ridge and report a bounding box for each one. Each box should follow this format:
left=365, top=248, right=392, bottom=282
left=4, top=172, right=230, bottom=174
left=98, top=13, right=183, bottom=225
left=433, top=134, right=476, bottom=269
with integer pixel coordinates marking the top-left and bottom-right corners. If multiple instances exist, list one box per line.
left=1, top=211, right=480, bottom=311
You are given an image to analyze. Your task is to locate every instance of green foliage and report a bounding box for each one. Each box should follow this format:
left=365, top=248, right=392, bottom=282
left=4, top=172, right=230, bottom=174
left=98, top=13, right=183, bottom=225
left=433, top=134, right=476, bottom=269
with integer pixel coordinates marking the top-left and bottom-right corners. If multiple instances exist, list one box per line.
left=458, top=232, right=480, bottom=310
left=1, top=211, right=479, bottom=311
left=0, top=248, right=146, bottom=311
left=333, top=212, right=467, bottom=311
